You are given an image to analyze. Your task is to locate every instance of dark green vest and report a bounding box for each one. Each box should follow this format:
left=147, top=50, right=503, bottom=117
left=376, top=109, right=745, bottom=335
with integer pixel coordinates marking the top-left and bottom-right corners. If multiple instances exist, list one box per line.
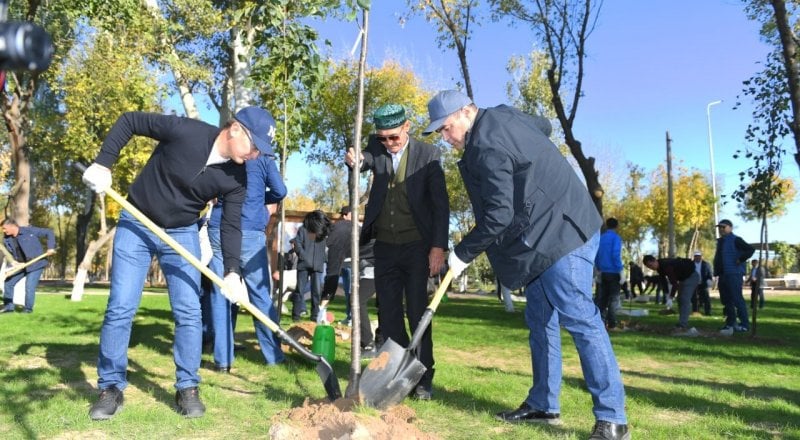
left=375, top=146, right=422, bottom=244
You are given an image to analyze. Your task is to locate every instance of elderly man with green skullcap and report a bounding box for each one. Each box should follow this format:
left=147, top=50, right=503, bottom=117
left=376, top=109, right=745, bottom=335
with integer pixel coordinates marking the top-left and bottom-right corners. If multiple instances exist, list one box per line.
left=345, top=103, right=449, bottom=400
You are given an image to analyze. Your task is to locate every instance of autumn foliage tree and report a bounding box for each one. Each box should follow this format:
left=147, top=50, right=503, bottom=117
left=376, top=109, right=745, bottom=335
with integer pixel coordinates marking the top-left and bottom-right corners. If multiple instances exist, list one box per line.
left=641, top=165, right=716, bottom=257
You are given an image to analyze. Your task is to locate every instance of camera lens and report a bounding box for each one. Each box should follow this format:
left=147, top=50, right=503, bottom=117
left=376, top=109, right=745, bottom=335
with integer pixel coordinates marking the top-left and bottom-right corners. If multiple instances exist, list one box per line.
left=0, top=21, right=54, bottom=72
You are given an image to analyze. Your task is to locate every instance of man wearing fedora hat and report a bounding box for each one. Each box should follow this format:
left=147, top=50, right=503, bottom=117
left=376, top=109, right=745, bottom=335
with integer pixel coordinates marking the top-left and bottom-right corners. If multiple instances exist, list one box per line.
left=82, top=106, right=274, bottom=420
left=713, top=219, right=754, bottom=334
left=424, top=90, right=629, bottom=439
left=345, top=103, right=449, bottom=400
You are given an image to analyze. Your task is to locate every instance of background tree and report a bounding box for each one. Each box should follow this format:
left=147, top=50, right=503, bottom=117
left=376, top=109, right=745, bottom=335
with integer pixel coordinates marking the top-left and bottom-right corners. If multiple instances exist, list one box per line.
left=304, top=59, right=432, bottom=207
left=1, top=0, right=141, bottom=225
left=642, top=165, right=716, bottom=257
left=491, top=0, right=606, bottom=213
left=303, top=165, right=350, bottom=213
left=771, top=240, right=799, bottom=274
left=605, top=164, right=651, bottom=262
left=406, top=0, right=481, bottom=98
left=737, top=175, right=797, bottom=222
left=743, top=0, right=800, bottom=174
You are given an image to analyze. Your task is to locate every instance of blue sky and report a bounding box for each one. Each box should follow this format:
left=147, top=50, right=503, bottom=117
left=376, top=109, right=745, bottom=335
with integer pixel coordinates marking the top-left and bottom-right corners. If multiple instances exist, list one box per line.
left=286, top=0, right=798, bottom=245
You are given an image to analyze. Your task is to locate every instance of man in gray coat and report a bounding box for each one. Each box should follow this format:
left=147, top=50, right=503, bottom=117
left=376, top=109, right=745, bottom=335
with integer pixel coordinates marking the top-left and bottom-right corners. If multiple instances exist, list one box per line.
left=424, top=90, right=629, bottom=440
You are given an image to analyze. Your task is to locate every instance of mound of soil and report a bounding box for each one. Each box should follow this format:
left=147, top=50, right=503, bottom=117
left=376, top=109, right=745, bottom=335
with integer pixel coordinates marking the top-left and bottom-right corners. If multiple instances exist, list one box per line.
left=268, top=398, right=436, bottom=440
left=273, top=322, right=436, bottom=439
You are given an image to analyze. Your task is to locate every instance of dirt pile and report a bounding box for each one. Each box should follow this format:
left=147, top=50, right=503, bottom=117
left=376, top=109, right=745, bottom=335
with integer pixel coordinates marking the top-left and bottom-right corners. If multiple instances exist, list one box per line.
left=268, top=397, right=437, bottom=440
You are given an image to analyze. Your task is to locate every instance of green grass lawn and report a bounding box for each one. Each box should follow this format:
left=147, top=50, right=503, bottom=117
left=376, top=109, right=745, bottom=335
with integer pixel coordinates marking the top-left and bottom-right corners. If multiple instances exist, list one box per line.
left=0, top=284, right=798, bottom=439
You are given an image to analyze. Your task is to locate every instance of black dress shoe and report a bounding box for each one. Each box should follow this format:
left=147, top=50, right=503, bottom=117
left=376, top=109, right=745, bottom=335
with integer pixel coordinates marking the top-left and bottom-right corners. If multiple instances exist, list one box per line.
left=588, top=420, right=630, bottom=440
left=214, top=365, right=231, bottom=373
left=413, top=385, right=432, bottom=400
left=495, top=402, right=561, bottom=425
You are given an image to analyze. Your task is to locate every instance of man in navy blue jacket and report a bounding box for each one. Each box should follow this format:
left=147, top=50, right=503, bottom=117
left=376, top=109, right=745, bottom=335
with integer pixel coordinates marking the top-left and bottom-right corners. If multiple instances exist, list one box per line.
left=425, top=90, right=629, bottom=440
left=1, top=219, right=55, bottom=314
left=82, top=106, right=272, bottom=421
left=713, top=219, right=755, bottom=333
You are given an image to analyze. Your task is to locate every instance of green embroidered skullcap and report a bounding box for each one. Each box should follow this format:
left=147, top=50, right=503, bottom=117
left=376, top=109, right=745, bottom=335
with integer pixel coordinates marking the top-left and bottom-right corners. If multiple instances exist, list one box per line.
left=373, top=104, right=407, bottom=129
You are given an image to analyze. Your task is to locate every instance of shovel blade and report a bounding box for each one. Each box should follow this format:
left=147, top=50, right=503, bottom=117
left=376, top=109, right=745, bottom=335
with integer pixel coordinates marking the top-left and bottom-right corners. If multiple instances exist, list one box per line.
left=358, top=338, right=427, bottom=409
left=315, top=356, right=342, bottom=400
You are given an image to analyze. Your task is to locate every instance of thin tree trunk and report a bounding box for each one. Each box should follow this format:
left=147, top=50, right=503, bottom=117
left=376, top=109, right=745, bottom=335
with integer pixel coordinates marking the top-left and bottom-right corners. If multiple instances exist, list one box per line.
left=769, top=0, right=800, bottom=174
left=345, top=7, right=369, bottom=399
left=71, top=227, right=116, bottom=301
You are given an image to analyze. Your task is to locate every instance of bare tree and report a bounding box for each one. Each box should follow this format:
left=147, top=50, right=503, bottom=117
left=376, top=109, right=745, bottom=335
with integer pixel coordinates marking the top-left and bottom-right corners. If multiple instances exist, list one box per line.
left=492, top=0, right=605, bottom=213
left=408, top=0, right=480, bottom=99
left=766, top=0, right=800, bottom=173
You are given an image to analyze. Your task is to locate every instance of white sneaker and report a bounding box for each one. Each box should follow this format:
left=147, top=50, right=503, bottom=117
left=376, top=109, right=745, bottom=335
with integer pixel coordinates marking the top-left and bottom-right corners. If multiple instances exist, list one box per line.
left=719, top=327, right=734, bottom=336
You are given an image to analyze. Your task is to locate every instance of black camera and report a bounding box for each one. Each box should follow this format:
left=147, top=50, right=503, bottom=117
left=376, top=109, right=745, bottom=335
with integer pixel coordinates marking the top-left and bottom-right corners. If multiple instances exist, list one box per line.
left=0, top=20, right=53, bottom=72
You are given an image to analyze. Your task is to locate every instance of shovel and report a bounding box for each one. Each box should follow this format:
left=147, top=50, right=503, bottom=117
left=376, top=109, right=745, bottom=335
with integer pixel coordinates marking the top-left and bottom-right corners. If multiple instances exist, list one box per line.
left=4, top=251, right=55, bottom=277
left=359, top=268, right=454, bottom=409
left=74, top=163, right=341, bottom=400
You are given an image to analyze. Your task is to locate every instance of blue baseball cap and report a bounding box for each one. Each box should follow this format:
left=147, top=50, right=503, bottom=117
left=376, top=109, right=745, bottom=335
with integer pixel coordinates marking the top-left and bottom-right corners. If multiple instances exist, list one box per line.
left=423, top=89, right=473, bottom=135
left=234, top=106, right=276, bottom=156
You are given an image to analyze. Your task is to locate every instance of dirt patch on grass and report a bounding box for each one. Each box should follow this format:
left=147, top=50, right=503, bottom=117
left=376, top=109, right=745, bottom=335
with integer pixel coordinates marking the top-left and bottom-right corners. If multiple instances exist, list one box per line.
left=268, top=397, right=437, bottom=440
left=268, top=323, right=436, bottom=439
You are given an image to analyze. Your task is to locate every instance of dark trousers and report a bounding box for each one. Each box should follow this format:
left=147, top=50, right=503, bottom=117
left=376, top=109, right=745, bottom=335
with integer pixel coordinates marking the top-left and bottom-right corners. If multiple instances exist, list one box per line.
left=692, top=285, right=712, bottom=315
left=595, top=272, right=621, bottom=328
left=358, top=278, right=376, bottom=347
left=3, top=268, right=44, bottom=312
left=374, top=240, right=434, bottom=387
left=750, top=284, right=765, bottom=309
left=293, top=268, right=321, bottom=321
left=718, top=273, right=749, bottom=327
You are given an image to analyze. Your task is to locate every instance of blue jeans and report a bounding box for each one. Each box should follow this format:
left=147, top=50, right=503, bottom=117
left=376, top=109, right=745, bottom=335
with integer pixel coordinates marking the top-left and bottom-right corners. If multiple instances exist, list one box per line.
left=524, top=233, right=627, bottom=424
left=3, top=267, right=44, bottom=312
left=718, top=273, right=749, bottom=327
left=209, top=228, right=284, bottom=367
left=97, top=210, right=202, bottom=391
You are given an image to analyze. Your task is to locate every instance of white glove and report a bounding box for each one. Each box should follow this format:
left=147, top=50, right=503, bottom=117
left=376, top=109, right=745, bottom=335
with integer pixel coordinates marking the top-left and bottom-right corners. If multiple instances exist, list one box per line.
left=82, top=163, right=112, bottom=193
left=223, top=272, right=249, bottom=305
left=198, top=224, right=213, bottom=266
left=317, top=306, right=328, bottom=325
left=448, top=251, right=470, bottom=277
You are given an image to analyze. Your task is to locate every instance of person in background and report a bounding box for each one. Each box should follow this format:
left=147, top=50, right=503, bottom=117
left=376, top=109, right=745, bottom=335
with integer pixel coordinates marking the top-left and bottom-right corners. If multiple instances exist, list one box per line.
left=713, top=219, right=755, bottom=334
left=594, top=218, right=623, bottom=329
left=691, top=251, right=713, bottom=316
left=81, top=106, right=267, bottom=420
left=424, top=89, right=628, bottom=439
left=642, top=255, right=700, bottom=334
left=319, top=206, right=354, bottom=324
left=1, top=218, right=56, bottom=314
left=291, top=210, right=330, bottom=322
left=345, top=103, right=449, bottom=400
left=749, top=259, right=766, bottom=310
left=206, top=112, right=287, bottom=371
left=628, top=261, right=644, bottom=298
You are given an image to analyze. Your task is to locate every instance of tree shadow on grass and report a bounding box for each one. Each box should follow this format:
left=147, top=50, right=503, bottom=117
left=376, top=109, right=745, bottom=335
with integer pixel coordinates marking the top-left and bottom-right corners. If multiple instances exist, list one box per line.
left=621, top=369, right=800, bottom=415
left=0, top=303, right=206, bottom=438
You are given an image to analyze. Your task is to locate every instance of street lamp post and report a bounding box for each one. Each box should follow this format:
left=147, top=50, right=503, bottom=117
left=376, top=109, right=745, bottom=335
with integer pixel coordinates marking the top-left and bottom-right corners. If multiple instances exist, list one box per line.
left=706, top=100, right=722, bottom=238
